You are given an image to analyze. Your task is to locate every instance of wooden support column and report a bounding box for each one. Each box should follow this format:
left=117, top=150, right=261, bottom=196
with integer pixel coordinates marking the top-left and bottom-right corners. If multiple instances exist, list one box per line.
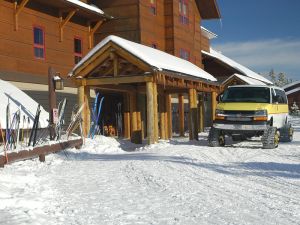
left=153, top=83, right=159, bottom=142
left=211, top=91, right=217, bottom=123
left=146, top=82, right=155, bottom=144
left=59, top=10, right=76, bottom=42
left=14, top=0, right=30, bottom=31
left=130, top=92, right=142, bottom=144
left=165, top=94, right=172, bottom=139
left=123, top=93, right=131, bottom=139
left=78, top=85, right=90, bottom=137
left=178, top=94, right=185, bottom=137
left=158, top=94, right=166, bottom=140
left=88, top=21, right=103, bottom=49
left=188, top=88, right=198, bottom=140
left=198, top=93, right=204, bottom=132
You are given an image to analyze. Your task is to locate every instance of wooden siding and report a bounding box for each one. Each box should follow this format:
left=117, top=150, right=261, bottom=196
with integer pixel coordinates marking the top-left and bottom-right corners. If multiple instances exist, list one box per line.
left=0, top=0, right=89, bottom=79
left=94, top=0, right=140, bottom=44
left=201, top=34, right=210, bottom=52
left=95, top=0, right=206, bottom=69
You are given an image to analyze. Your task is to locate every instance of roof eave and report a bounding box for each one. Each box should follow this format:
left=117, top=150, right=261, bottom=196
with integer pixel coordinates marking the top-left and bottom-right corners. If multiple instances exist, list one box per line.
left=195, top=0, right=221, bottom=20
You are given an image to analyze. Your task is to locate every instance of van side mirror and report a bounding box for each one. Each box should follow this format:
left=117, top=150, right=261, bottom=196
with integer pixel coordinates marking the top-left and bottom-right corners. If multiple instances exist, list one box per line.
left=217, top=94, right=223, bottom=102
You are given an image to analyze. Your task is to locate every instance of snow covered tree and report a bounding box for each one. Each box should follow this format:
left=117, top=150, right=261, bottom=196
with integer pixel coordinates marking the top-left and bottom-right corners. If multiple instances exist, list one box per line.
left=290, top=102, right=300, bottom=115
left=267, top=69, right=292, bottom=87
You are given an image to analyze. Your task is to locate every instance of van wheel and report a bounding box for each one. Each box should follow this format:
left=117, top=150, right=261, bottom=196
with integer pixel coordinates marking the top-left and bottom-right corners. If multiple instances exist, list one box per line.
left=262, top=127, right=280, bottom=149
left=280, top=123, right=293, bottom=142
left=208, top=127, right=225, bottom=147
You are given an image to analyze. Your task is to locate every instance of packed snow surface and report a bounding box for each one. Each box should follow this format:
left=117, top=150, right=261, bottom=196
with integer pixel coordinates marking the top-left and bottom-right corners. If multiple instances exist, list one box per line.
left=1, top=118, right=300, bottom=224
left=0, top=79, right=49, bottom=129
left=71, top=35, right=217, bottom=82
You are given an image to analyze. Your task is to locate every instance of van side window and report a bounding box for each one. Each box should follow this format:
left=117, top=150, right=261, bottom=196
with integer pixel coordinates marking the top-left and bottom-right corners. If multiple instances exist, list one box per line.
left=274, top=89, right=287, bottom=104
left=272, top=89, right=277, bottom=103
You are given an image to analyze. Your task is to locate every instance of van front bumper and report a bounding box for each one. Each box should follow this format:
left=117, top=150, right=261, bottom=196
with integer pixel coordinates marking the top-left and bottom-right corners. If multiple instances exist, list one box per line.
left=213, top=120, right=268, bottom=131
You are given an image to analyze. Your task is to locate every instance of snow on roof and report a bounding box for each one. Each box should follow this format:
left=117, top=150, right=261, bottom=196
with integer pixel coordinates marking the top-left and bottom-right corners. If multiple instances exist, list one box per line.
left=282, top=80, right=300, bottom=90
left=223, top=74, right=267, bottom=86
left=66, top=0, right=104, bottom=15
left=71, top=35, right=217, bottom=82
left=202, top=48, right=272, bottom=84
left=0, top=79, right=49, bottom=129
left=286, top=87, right=300, bottom=95
left=201, top=26, right=217, bottom=40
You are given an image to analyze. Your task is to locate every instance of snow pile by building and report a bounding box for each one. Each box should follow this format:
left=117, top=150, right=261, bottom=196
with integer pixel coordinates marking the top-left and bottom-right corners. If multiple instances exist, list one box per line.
left=0, top=79, right=49, bottom=129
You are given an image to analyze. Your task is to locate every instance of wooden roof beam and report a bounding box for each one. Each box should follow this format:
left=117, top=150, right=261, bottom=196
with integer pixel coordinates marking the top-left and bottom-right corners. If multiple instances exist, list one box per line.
left=88, top=20, right=104, bottom=49
left=59, top=9, right=77, bottom=42
left=75, top=75, right=154, bottom=86
left=14, top=0, right=30, bottom=31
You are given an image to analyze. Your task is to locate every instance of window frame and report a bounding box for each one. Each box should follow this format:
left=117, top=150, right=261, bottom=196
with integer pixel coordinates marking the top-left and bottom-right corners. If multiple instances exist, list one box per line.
left=74, top=36, right=83, bottom=64
left=179, top=48, right=190, bottom=61
left=33, top=25, right=45, bottom=60
left=179, top=0, right=189, bottom=25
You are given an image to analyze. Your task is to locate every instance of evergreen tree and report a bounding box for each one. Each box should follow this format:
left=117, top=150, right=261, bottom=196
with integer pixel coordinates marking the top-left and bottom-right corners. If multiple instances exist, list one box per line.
left=267, top=69, right=292, bottom=87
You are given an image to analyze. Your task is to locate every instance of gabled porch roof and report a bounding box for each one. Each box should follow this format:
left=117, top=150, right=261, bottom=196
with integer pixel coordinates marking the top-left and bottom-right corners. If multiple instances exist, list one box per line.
left=69, top=35, right=217, bottom=83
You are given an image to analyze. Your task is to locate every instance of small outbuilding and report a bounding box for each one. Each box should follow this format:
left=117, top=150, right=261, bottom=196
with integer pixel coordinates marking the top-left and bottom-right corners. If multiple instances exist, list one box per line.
left=283, top=81, right=300, bottom=109
left=69, top=35, right=220, bottom=144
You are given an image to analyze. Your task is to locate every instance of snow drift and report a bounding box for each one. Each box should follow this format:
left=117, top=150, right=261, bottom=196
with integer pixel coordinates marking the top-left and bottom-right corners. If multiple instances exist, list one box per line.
left=0, top=79, right=49, bottom=129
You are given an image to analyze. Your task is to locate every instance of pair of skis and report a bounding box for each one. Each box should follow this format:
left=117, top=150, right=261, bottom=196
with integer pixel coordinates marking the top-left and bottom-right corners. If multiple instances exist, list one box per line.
left=66, top=103, right=86, bottom=138
left=55, top=98, right=67, bottom=140
left=89, top=93, right=104, bottom=139
left=28, top=105, right=41, bottom=147
left=116, top=102, right=122, bottom=137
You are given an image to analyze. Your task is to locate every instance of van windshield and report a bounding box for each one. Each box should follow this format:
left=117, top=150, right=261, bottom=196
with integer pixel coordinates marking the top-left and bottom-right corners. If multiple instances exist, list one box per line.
left=222, top=87, right=270, bottom=103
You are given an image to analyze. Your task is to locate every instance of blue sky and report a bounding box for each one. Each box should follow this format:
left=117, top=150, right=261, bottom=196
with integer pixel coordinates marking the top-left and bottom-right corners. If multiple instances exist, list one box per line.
left=203, top=0, right=300, bottom=81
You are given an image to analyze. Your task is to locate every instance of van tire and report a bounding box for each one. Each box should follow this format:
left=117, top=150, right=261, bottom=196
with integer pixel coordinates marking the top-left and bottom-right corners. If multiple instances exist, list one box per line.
left=280, top=123, right=293, bottom=142
left=208, top=127, right=225, bottom=147
left=262, top=126, right=279, bottom=149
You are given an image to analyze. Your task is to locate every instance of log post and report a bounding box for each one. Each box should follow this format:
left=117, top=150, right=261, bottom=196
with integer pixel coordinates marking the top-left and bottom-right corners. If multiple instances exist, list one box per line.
left=165, top=94, right=172, bottom=139
left=78, top=85, right=90, bottom=137
left=123, top=93, right=131, bottom=139
left=159, top=94, right=166, bottom=140
left=188, top=88, right=198, bottom=140
left=153, top=83, right=159, bottom=142
left=198, top=92, right=204, bottom=132
left=211, top=91, right=217, bottom=124
left=130, top=92, right=142, bottom=144
left=178, top=94, right=185, bottom=137
left=146, top=82, right=155, bottom=144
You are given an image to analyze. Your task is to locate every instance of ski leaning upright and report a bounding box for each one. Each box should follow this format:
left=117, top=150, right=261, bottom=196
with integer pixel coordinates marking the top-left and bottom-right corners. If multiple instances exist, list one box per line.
left=28, top=104, right=41, bottom=147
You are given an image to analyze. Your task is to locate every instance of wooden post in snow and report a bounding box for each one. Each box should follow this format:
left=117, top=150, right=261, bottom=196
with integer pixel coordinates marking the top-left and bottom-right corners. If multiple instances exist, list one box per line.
left=198, top=92, right=204, bottom=132
left=78, top=85, right=90, bottom=137
left=165, top=94, right=172, bottom=139
left=178, top=94, right=185, bottom=137
left=153, top=82, right=159, bottom=142
left=123, top=93, right=131, bottom=139
left=159, top=94, right=166, bottom=140
left=146, top=81, right=155, bottom=144
left=188, top=88, right=198, bottom=140
left=211, top=91, right=217, bottom=124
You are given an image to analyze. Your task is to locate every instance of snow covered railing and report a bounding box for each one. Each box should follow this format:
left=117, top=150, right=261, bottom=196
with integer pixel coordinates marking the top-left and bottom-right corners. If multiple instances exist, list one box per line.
left=0, top=138, right=83, bottom=167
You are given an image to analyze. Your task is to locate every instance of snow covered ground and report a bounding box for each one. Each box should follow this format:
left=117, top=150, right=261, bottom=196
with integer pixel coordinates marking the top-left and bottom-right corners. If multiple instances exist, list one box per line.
left=1, top=117, right=300, bottom=225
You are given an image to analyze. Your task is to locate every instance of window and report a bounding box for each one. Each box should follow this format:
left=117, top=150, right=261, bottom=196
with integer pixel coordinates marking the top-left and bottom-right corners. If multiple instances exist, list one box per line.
left=74, top=37, right=82, bottom=64
left=150, top=0, right=157, bottom=15
left=33, top=26, right=45, bottom=59
left=180, top=48, right=190, bottom=61
left=273, top=89, right=288, bottom=104
left=179, top=0, right=189, bottom=24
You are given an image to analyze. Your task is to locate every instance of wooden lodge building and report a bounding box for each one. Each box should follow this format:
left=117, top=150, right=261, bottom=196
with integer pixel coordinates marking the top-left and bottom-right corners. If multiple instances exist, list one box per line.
left=0, top=0, right=224, bottom=144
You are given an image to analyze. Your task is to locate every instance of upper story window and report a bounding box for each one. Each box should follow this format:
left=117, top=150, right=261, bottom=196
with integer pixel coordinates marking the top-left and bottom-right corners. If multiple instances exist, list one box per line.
left=179, top=0, right=189, bottom=24
left=180, top=48, right=190, bottom=61
left=33, top=26, right=45, bottom=59
left=74, top=37, right=82, bottom=64
left=150, top=0, right=157, bottom=15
